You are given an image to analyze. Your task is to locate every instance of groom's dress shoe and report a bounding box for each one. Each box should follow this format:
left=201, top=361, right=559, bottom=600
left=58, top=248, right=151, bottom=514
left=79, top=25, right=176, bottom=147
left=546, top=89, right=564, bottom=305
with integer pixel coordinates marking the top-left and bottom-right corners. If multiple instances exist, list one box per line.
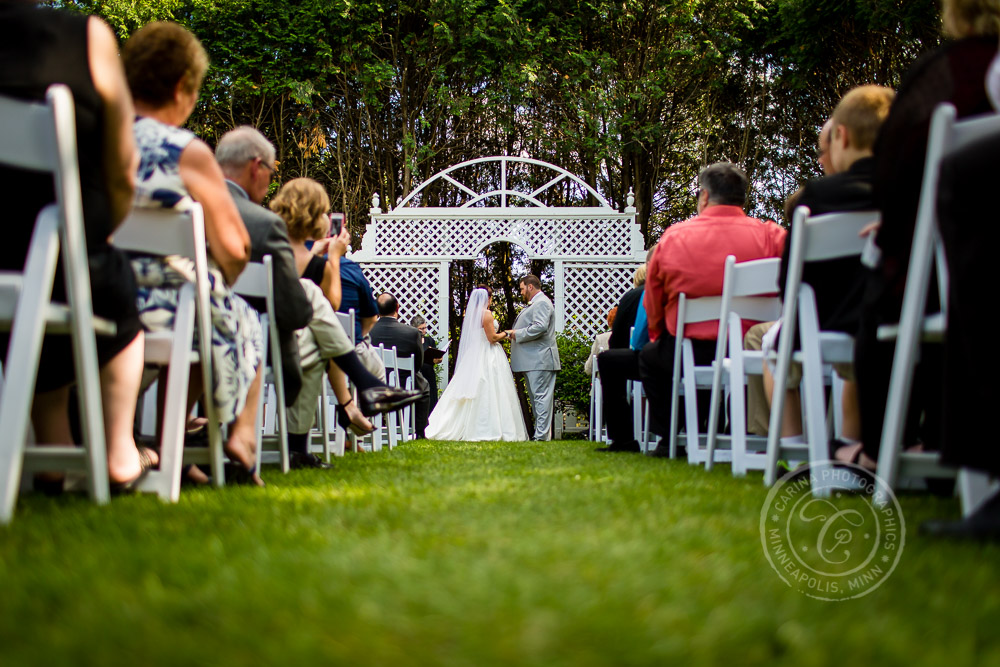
left=359, top=386, right=423, bottom=415
left=595, top=440, right=640, bottom=453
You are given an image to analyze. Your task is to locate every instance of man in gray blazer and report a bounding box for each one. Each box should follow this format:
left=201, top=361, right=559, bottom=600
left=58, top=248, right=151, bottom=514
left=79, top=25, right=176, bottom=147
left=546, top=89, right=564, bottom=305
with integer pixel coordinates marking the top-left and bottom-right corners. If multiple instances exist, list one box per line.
left=506, top=275, right=561, bottom=440
left=216, top=127, right=313, bottom=408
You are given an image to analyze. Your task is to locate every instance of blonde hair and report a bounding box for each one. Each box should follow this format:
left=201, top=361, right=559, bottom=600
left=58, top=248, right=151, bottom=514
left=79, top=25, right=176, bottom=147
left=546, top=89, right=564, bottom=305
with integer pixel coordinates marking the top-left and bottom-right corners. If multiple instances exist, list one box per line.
left=633, top=264, right=647, bottom=287
left=943, top=0, right=1000, bottom=37
left=831, top=85, right=895, bottom=150
left=269, top=178, right=330, bottom=241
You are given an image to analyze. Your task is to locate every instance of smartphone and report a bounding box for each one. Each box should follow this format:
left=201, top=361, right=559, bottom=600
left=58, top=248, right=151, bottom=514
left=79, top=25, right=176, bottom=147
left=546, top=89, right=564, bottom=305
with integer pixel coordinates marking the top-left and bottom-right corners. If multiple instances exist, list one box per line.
left=329, top=212, right=345, bottom=237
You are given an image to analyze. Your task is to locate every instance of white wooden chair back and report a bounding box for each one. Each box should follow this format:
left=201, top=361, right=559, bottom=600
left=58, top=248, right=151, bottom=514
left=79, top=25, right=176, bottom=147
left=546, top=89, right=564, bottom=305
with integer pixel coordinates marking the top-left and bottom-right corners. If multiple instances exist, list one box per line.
left=394, top=353, right=417, bottom=443
left=0, top=85, right=109, bottom=523
left=233, top=256, right=289, bottom=474
left=763, top=207, right=877, bottom=496
left=876, top=105, right=1000, bottom=510
left=379, top=344, right=400, bottom=450
left=112, top=202, right=224, bottom=499
left=318, top=309, right=357, bottom=458
left=704, top=256, right=781, bottom=474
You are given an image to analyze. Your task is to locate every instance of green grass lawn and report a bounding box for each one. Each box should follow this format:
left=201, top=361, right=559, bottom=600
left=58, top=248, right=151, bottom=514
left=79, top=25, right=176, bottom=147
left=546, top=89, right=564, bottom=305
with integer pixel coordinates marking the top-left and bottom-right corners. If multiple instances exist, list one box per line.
left=1, top=440, right=998, bottom=666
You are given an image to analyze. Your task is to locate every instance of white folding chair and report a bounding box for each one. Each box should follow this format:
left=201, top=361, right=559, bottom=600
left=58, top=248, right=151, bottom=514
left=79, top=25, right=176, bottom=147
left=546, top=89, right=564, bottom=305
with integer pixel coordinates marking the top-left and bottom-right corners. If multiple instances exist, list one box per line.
left=112, top=203, right=225, bottom=500
left=232, top=255, right=289, bottom=474
left=666, top=293, right=724, bottom=464
left=378, top=344, right=401, bottom=450
left=704, top=256, right=782, bottom=475
left=315, top=309, right=355, bottom=458
left=588, top=361, right=606, bottom=443
left=763, top=207, right=878, bottom=496
left=394, top=353, right=418, bottom=443
left=876, top=104, right=1000, bottom=514
left=0, top=85, right=113, bottom=522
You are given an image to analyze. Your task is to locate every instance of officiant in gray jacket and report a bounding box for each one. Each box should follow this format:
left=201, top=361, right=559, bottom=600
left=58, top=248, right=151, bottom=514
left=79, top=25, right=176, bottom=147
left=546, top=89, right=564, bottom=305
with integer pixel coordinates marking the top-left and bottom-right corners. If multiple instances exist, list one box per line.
left=507, top=275, right=561, bottom=440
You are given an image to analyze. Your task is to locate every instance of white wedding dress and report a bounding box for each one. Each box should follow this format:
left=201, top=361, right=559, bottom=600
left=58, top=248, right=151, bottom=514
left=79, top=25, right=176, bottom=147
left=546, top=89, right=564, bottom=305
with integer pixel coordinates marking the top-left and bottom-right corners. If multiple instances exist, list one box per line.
left=425, top=289, right=527, bottom=441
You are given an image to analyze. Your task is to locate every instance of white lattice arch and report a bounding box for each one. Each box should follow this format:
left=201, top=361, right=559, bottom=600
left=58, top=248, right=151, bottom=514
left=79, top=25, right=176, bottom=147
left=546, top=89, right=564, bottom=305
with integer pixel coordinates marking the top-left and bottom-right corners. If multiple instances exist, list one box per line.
left=396, top=156, right=612, bottom=210
left=353, top=156, right=644, bottom=380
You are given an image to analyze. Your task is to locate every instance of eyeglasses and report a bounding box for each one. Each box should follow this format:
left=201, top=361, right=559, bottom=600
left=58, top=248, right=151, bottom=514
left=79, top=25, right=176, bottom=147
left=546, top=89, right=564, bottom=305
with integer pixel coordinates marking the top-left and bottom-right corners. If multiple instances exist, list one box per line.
left=258, top=158, right=277, bottom=182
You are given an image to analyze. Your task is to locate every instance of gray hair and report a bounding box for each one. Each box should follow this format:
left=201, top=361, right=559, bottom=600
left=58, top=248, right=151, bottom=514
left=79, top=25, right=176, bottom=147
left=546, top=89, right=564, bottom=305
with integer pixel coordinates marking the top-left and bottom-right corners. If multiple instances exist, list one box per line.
left=410, top=315, right=426, bottom=327
left=216, top=126, right=276, bottom=169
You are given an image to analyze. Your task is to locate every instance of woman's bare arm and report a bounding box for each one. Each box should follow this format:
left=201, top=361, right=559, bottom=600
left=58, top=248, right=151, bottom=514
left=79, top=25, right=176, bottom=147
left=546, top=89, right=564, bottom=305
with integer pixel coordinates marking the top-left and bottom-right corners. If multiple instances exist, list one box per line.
left=180, top=139, right=250, bottom=284
left=482, top=310, right=507, bottom=343
left=88, top=17, right=136, bottom=230
left=317, top=226, right=349, bottom=309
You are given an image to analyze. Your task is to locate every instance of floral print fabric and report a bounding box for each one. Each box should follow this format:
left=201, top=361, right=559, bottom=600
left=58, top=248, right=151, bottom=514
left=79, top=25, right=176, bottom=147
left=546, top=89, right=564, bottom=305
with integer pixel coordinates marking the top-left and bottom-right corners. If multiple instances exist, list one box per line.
left=132, top=117, right=262, bottom=422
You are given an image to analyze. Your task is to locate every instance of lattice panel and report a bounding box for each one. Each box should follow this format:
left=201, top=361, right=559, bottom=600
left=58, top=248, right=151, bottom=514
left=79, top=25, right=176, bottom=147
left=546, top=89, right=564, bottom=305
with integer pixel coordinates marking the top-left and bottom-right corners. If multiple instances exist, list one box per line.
left=372, top=215, right=635, bottom=259
left=562, top=263, right=642, bottom=339
left=359, top=262, right=443, bottom=340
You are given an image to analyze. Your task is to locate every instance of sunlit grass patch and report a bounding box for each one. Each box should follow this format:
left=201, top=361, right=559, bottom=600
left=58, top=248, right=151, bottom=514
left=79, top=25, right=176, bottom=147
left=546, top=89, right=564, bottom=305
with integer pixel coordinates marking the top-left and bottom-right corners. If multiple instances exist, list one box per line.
left=0, top=440, right=995, bottom=666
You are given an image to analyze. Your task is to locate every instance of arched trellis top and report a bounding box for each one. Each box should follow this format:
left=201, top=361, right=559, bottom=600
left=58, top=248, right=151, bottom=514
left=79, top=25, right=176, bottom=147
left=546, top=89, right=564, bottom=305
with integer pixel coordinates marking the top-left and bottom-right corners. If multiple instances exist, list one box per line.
left=352, top=156, right=645, bottom=356
left=394, top=156, right=613, bottom=210
left=354, top=156, right=644, bottom=262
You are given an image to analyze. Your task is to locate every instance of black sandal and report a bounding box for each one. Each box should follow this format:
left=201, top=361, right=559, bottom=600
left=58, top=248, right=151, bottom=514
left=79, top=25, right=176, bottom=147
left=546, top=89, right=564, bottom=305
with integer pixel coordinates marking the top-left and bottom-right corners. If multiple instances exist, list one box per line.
left=828, top=439, right=876, bottom=490
left=336, top=398, right=376, bottom=437
left=224, top=462, right=265, bottom=487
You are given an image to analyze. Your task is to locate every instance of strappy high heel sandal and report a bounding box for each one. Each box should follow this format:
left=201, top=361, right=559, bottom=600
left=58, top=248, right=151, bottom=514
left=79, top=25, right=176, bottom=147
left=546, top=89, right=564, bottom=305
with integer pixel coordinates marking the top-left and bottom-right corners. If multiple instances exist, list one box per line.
left=336, top=398, right=376, bottom=436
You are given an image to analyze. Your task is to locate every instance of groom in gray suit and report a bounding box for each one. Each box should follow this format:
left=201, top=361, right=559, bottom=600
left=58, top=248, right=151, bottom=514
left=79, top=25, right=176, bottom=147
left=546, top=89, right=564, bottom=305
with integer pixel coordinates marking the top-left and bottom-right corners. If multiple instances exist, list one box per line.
left=506, top=275, right=561, bottom=441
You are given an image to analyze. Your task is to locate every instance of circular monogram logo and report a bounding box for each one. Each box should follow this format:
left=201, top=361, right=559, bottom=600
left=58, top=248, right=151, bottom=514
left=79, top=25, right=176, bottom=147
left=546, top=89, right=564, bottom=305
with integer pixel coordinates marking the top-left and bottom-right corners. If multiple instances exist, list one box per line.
left=760, top=462, right=905, bottom=601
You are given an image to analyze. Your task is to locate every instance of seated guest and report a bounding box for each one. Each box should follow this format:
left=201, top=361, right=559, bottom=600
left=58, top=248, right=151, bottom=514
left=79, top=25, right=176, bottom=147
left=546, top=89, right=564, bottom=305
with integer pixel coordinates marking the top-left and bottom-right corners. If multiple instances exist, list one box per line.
left=215, top=126, right=313, bottom=407
left=123, top=22, right=264, bottom=484
left=0, top=4, right=152, bottom=490
left=743, top=187, right=808, bottom=437
left=855, top=0, right=999, bottom=468
left=411, top=315, right=443, bottom=414
left=268, top=179, right=422, bottom=455
left=370, top=293, right=430, bottom=438
left=761, top=85, right=894, bottom=464
left=584, top=307, right=617, bottom=377
left=594, top=249, right=655, bottom=453
left=923, top=108, right=1000, bottom=539
left=640, top=162, right=786, bottom=450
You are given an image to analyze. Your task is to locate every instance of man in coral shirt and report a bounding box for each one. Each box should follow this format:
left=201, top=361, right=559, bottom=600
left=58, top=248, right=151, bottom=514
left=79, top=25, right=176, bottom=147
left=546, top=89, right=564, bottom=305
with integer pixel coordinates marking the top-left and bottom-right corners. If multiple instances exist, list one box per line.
left=640, top=162, right=786, bottom=449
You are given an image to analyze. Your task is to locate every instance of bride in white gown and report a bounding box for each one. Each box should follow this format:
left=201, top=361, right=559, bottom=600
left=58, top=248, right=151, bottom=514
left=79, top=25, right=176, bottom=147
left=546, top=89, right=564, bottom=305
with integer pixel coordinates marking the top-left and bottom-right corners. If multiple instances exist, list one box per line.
left=426, top=287, right=527, bottom=441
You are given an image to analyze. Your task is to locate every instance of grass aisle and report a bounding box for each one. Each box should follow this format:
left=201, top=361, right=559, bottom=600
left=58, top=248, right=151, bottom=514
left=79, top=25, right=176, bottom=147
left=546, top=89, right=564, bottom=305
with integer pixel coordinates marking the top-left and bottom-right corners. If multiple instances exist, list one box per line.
left=1, top=440, right=998, bottom=666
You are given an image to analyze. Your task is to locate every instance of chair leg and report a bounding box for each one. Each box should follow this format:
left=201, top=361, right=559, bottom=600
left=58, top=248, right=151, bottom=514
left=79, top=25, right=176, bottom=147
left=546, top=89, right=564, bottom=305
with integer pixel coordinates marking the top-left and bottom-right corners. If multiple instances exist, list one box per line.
left=682, top=343, right=702, bottom=465
left=0, top=214, right=61, bottom=523
left=958, top=469, right=998, bottom=518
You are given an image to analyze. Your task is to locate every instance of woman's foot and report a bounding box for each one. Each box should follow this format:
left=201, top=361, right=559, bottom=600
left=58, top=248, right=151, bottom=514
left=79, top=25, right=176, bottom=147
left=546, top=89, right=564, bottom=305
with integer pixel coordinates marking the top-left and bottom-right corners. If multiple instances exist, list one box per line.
left=108, top=445, right=159, bottom=486
left=109, top=446, right=157, bottom=493
left=832, top=441, right=876, bottom=471
left=224, top=432, right=264, bottom=487
left=337, top=399, right=375, bottom=436
left=183, top=464, right=211, bottom=486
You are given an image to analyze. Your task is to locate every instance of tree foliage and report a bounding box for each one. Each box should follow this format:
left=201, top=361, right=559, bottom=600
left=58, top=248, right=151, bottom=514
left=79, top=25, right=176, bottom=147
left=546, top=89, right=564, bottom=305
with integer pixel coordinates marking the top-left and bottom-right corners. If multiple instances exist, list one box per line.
left=62, top=0, right=942, bottom=238
left=60, top=0, right=942, bottom=352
